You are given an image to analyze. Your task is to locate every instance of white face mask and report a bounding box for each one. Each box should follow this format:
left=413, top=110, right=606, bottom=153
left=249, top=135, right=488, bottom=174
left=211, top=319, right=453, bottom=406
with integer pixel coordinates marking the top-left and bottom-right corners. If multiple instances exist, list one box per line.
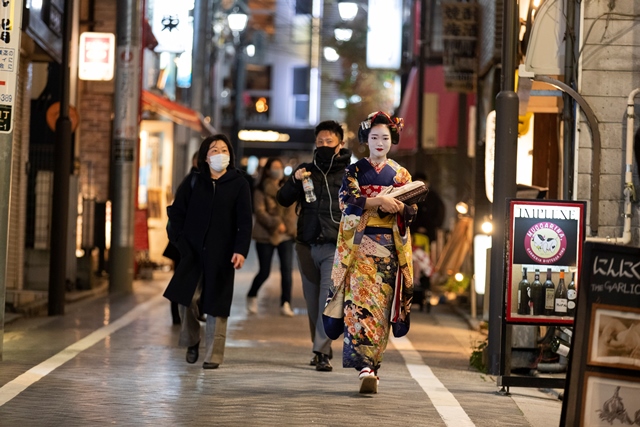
left=208, top=154, right=230, bottom=172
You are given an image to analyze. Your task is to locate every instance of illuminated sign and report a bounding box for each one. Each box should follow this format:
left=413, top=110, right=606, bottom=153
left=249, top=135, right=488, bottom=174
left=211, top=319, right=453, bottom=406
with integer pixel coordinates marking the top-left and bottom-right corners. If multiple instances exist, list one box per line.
left=366, top=0, right=402, bottom=70
left=238, top=130, right=291, bottom=142
left=78, top=32, right=115, bottom=81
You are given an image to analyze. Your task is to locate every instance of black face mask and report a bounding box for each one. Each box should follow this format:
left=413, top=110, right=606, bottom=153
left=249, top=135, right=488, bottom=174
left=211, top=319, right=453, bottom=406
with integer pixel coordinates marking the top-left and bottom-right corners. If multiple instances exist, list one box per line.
left=315, top=146, right=338, bottom=163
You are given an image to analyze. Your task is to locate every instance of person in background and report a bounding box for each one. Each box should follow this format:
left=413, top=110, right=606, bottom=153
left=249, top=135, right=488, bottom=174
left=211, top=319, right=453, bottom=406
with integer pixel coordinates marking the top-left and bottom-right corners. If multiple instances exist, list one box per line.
left=326, top=111, right=415, bottom=394
left=276, top=120, right=352, bottom=372
left=163, top=151, right=199, bottom=325
left=246, top=157, right=297, bottom=317
left=164, top=134, right=252, bottom=369
left=409, top=171, right=444, bottom=312
left=410, top=171, right=445, bottom=247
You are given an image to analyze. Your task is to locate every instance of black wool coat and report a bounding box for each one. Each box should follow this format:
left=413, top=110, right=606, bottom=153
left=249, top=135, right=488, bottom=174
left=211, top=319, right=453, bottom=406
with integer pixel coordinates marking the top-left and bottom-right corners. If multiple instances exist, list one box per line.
left=163, top=168, right=253, bottom=317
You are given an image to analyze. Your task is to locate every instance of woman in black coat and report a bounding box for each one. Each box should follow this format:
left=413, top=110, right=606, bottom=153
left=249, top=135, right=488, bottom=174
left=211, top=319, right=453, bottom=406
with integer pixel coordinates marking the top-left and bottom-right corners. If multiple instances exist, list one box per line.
left=164, top=134, right=253, bottom=369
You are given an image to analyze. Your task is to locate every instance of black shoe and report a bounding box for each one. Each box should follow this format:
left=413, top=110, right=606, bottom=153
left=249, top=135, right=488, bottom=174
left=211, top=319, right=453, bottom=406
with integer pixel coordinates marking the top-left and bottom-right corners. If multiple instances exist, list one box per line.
left=315, top=354, right=333, bottom=372
left=186, top=341, right=199, bottom=364
left=203, top=362, right=219, bottom=369
left=310, top=354, right=319, bottom=366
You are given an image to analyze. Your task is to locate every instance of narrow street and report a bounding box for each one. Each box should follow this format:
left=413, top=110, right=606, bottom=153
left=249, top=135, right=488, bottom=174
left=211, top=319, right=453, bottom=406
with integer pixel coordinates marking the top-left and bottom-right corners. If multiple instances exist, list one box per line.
left=0, top=250, right=562, bottom=426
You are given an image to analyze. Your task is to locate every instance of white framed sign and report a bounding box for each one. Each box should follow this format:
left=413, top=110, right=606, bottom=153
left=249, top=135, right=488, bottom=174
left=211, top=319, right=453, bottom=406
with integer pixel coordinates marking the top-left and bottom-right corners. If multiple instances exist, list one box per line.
left=0, top=0, right=23, bottom=133
left=79, top=32, right=115, bottom=81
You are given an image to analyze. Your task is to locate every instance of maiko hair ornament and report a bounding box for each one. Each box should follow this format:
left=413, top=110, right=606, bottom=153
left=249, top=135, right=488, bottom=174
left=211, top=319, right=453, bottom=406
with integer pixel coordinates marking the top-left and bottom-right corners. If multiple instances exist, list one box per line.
left=358, top=111, right=404, bottom=145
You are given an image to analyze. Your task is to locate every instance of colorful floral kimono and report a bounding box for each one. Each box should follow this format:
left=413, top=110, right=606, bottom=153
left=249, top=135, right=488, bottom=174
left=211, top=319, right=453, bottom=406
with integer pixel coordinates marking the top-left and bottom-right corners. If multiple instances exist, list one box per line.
left=327, top=158, right=414, bottom=372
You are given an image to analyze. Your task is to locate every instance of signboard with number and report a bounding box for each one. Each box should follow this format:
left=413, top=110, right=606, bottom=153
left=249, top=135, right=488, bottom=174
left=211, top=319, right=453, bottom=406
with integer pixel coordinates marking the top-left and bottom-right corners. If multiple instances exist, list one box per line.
left=0, top=0, right=23, bottom=133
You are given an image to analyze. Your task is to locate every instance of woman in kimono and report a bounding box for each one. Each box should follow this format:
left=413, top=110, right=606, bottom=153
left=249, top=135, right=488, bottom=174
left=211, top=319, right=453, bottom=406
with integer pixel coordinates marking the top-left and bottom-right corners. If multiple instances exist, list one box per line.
left=328, top=111, right=415, bottom=394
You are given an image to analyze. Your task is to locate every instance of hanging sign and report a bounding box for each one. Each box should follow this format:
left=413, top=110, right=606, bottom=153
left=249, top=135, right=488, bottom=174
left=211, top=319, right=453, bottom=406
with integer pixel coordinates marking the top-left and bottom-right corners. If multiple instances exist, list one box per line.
left=0, top=0, right=23, bottom=134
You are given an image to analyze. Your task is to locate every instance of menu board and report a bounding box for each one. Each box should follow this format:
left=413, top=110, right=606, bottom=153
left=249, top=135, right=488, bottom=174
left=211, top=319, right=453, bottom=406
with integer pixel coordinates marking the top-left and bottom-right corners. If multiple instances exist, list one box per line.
left=506, top=200, right=586, bottom=324
left=561, top=242, right=640, bottom=426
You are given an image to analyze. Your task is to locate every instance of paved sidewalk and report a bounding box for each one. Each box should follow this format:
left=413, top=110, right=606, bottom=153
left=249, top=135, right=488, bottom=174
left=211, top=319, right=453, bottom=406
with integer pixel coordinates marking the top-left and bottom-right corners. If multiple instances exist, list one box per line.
left=0, top=250, right=563, bottom=426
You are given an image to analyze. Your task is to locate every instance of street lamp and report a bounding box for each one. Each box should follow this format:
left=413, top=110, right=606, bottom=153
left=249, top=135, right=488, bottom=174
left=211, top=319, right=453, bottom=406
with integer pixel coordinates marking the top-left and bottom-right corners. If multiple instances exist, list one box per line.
left=227, top=8, right=248, bottom=33
left=338, top=1, right=359, bottom=21
left=226, top=6, right=249, bottom=165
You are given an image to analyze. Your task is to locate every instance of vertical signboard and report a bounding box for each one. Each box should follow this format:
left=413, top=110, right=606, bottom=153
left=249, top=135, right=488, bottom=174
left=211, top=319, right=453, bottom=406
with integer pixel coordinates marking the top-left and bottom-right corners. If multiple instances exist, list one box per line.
left=0, top=0, right=23, bottom=133
left=561, top=242, right=640, bottom=426
left=0, top=0, right=22, bottom=359
left=506, top=200, right=586, bottom=325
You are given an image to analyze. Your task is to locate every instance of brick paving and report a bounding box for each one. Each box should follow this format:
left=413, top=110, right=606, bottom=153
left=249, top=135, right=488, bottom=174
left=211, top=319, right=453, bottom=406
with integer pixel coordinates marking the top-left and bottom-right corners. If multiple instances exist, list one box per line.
left=0, top=253, right=563, bottom=426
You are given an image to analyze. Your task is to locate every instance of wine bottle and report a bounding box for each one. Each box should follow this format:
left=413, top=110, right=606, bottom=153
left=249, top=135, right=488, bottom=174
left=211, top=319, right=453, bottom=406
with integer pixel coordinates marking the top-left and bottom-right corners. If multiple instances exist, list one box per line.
left=554, top=269, right=568, bottom=316
left=531, top=269, right=543, bottom=315
left=567, top=272, right=577, bottom=317
left=543, top=268, right=555, bottom=316
left=517, top=267, right=530, bottom=315
left=550, top=335, right=571, bottom=358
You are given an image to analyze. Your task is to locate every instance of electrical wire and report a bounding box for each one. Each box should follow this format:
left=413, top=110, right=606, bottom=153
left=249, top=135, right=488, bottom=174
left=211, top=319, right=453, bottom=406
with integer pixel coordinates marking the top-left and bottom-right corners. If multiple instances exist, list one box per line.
left=313, top=151, right=341, bottom=224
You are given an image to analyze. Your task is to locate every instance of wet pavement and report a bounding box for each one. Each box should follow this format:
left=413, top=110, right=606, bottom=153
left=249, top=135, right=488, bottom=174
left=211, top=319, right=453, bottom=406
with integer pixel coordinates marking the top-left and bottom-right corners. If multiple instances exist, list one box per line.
left=0, top=250, right=563, bottom=426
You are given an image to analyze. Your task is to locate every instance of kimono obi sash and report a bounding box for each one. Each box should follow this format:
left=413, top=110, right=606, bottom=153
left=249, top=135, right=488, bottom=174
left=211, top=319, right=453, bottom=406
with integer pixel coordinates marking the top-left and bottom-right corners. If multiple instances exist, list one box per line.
left=366, top=214, right=395, bottom=228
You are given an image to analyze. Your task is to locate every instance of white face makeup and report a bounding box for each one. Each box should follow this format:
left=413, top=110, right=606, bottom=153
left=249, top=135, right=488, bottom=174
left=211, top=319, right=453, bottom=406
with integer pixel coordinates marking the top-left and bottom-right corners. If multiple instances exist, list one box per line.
left=367, top=124, right=392, bottom=162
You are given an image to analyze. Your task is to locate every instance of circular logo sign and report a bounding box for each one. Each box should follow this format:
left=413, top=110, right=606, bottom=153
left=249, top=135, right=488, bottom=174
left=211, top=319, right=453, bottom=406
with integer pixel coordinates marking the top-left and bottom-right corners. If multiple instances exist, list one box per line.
left=524, top=222, right=567, bottom=264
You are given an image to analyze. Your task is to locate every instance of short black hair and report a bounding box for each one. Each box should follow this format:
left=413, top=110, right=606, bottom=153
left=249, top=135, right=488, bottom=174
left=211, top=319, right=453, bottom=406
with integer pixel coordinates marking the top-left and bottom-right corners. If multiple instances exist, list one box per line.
left=315, top=120, right=344, bottom=142
left=197, top=134, right=235, bottom=173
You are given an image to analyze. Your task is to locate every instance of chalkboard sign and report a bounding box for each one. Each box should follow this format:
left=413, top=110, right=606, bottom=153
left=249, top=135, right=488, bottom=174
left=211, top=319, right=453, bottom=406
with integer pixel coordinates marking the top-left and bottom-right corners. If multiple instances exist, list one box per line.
left=561, top=242, right=640, bottom=426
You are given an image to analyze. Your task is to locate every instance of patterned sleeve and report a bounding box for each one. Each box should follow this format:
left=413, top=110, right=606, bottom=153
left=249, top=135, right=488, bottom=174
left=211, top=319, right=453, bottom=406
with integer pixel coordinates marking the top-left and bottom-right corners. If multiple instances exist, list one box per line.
left=338, top=164, right=367, bottom=216
left=394, top=165, right=412, bottom=186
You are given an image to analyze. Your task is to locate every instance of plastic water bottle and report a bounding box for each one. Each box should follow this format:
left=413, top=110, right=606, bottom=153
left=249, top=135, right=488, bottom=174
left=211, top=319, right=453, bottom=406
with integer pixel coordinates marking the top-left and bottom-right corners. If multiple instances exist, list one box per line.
left=302, top=172, right=316, bottom=203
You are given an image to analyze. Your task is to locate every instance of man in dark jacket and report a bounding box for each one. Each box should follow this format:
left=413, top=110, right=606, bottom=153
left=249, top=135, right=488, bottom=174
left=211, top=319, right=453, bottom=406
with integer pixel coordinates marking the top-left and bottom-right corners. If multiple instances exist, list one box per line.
left=277, top=120, right=351, bottom=372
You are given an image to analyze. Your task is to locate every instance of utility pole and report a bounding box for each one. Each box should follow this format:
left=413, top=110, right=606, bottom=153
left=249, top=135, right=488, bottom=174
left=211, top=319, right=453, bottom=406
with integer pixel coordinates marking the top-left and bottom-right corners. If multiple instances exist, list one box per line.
left=190, top=0, right=209, bottom=160
left=0, top=0, right=24, bottom=358
left=416, top=0, right=427, bottom=166
left=487, top=0, right=519, bottom=375
left=48, top=0, right=74, bottom=315
left=110, top=0, right=142, bottom=293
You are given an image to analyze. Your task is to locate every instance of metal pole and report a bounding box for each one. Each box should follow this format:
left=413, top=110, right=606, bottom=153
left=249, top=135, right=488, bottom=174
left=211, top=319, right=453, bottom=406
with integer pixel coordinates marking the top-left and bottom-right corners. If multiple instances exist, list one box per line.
left=416, top=0, right=426, bottom=163
left=48, top=0, right=74, bottom=315
left=487, top=0, right=519, bottom=376
left=191, top=0, right=207, bottom=121
left=232, top=48, right=245, bottom=163
left=0, top=0, right=24, bottom=359
left=110, top=0, right=142, bottom=293
left=562, top=0, right=576, bottom=200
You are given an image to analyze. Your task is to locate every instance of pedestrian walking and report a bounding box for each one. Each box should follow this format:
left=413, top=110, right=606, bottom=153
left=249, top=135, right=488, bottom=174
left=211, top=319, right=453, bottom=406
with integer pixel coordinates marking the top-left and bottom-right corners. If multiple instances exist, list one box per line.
left=163, top=151, right=200, bottom=325
left=163, top=134, right=253, bottom=369
left=276, top=120, right=352, bottom=372
left=325, top=111, right=415, bottom=394
left=246, top=157, right=297, bottom=317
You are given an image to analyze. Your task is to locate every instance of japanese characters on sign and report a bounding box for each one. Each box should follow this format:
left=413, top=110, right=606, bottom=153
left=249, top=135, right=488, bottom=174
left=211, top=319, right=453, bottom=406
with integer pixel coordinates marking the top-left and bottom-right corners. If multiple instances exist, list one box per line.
left=0, top=0, right=22, bottom=134
left=441, top=2, right=478, bottom=93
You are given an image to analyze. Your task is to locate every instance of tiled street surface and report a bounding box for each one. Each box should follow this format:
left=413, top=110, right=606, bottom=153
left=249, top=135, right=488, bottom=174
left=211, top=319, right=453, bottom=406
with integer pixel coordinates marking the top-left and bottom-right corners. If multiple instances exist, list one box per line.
left=1, top=252, right=563, bottom=426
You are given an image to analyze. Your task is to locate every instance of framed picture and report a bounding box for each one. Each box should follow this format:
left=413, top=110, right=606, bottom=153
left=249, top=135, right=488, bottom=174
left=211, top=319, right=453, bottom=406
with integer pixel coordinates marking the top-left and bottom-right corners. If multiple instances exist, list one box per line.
left=581, top=372, right=640, bottom=426
left=588, top=304, right=640, bottom=371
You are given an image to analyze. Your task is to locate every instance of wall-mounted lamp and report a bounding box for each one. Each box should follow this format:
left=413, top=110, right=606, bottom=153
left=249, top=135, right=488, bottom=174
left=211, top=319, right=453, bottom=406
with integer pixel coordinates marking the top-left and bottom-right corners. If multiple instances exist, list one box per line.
left=481, top=220, right=493, bottom=234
